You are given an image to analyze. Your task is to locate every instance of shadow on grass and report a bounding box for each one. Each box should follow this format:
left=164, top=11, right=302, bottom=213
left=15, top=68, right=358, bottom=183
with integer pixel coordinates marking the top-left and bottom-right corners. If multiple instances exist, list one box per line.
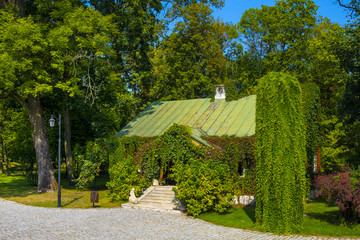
left=0, top=174, right=38, bottom=198
left=304, top=199, right=345, bottom=226
left=62, top=195, right=85, bottom=207
left=243, top=206, right=256, bottom=223
left=306, top=209, right=341, bottom=226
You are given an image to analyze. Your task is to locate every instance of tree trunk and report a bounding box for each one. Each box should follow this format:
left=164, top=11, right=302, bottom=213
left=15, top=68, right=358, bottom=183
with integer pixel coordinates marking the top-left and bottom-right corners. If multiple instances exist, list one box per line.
left=0, top=155, right=3, bottom=175
left=0, top=0, right=25, bottom=17
left=0, top=140, right=4, bottom=174
left=316, top=146, right=321, bottom=175
left=26, top=94, right=56, bottom=192
left=63, top=95, right=74, bottom=184
left=0, top=139, right=9, bottom=176
left=2, top=141, right=9, bottom=176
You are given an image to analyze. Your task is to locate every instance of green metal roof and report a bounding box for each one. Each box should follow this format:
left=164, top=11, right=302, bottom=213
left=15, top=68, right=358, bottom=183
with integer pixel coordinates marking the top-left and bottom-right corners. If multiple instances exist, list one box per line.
left=116, top=95, right=256, bottom=138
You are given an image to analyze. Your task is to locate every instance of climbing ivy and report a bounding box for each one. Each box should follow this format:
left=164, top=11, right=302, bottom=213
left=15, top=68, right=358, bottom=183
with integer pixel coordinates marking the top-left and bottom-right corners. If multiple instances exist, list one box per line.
left=255, top=72, right=307, bottom=234
left=204, top=136, right=256, bottom=195
left=136, top=124, right=198, bottom=183
left=302, top=82, right=321, bottom=177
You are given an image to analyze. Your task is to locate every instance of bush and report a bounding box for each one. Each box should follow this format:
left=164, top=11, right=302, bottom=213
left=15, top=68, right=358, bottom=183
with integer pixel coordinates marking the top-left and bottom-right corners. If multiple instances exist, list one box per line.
left=171, top=157, right=233, bottom=217
left=75, top=140, right=108, bottom=189
left=314, top=167, right=360, bottom=223
left=106, top=139, right=146, bottom=201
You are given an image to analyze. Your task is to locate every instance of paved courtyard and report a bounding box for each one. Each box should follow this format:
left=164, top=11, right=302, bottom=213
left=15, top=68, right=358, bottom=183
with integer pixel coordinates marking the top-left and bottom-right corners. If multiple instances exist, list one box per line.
left=0, top=198, right=355, bottom=240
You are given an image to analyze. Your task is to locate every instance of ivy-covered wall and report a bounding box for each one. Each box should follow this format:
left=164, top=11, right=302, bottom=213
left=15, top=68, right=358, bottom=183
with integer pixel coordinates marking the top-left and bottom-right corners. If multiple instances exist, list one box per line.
left=204, top=136, right=256, bottom=195
left=255, top=72, right=307, bottom=233
left=107, top=124, right=256, bottom=216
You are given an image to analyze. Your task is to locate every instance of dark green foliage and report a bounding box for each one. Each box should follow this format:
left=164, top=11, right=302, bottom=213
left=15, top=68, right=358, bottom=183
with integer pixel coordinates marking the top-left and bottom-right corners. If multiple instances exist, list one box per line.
left=75, top=139, right=109, bottom=189
left=335, top=17, right=360, bottom=169
left=136, top=124, right=198, bottom=183
left=204, top=136, right=256, bottom=195
left=171, top=157, right=232, bottom=217
left=107, top=138, right=147, bottom=201
left=302, top=82, right=321, bottom=176
left=255, top=72, right=307, bottom=233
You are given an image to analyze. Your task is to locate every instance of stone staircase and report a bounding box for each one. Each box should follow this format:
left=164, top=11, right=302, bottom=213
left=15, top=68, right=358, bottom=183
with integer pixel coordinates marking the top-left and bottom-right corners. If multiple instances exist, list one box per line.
left=122, top=186, right=185, bottom=213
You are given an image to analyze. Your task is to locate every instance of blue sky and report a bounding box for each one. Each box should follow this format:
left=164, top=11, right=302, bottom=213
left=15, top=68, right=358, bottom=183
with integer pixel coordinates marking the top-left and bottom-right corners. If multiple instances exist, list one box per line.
left=213, top=0, right=351, bottom=26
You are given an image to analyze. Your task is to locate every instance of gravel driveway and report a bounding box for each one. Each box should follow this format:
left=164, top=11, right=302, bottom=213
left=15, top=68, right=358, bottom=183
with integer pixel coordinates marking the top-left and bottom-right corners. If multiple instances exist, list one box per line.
left=0, top=199, right=354, bottom=240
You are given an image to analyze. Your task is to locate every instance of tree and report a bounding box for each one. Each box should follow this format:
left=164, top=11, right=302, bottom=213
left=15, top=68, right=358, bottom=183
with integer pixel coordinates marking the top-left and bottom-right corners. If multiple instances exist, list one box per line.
left=238, top=0, right=318, bottom=82
left=47, top=6, right=117, bottom=183
left=0, top=10, right=57, bottom=191
left=237, top=1, right=349, bottom=172
left=337, top=0, right=360, bottom=16
left=0, top=3, right=116, bottom=191
left=255, top=72, right=306, bottom=233
left=337, top=17, right=360, bottom=168
left=148, top=3, right=231, bottom=101
left=89, top=0, right=163, bottom=109
left=0, top=95, right=36, bottom=182
left=237, top=6, right=276, bottom=78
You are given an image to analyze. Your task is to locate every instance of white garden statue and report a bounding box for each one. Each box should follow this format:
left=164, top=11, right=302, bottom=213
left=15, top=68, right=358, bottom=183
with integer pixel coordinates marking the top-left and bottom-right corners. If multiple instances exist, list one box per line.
left=129, top=188, right=138, bottom=203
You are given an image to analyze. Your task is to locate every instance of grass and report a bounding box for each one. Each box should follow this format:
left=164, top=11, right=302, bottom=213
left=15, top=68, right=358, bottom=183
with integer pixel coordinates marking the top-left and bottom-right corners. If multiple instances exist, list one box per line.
left=199, top=200, right=360, bottom=238
left=0, top=172, right=125, bottom=209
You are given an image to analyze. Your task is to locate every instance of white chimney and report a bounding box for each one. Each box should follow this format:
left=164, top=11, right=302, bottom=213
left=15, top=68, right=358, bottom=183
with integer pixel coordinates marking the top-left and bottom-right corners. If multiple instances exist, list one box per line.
left=214, top=84, right=226, bottom=99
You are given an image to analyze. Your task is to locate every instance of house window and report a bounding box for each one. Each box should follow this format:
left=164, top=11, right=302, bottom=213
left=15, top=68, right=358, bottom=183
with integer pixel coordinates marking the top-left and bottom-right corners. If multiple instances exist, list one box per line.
left=238, top=163, right=246, bottom=177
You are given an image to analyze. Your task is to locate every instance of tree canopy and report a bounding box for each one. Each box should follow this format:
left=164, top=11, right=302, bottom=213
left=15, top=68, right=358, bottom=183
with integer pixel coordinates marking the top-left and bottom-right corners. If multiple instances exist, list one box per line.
left=0, top=0, right=359, bottom=204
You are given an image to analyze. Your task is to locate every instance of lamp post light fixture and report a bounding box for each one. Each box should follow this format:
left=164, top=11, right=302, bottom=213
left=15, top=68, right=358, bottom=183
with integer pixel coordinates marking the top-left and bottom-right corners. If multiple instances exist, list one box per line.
left=49, top=114, right=61, bottom=207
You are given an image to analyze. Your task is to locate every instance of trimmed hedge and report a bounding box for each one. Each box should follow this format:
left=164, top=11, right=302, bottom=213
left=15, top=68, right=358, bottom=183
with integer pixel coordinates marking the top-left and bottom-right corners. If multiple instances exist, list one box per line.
left=255, top=72, right=307, bottom=233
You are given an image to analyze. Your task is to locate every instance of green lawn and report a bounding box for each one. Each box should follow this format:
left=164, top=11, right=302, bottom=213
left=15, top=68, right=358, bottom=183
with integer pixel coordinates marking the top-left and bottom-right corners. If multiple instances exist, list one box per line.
left=0, top=173, right=124, bottom=208
left=199, top=200, right=360, bottom=238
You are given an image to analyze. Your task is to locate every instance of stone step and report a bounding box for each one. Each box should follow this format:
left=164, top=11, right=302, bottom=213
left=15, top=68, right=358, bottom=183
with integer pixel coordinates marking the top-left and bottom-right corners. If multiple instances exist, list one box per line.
left=151, top=188, right=176, bottom=192
left=140, top=199, right=176, bottom=204
left=142, top=195, right=175, bottom=201
left=152, top=186, right=176, bottom=190
left=147, top=192, right=176, bottom=197
left=123, top=185, right=185, bottom=213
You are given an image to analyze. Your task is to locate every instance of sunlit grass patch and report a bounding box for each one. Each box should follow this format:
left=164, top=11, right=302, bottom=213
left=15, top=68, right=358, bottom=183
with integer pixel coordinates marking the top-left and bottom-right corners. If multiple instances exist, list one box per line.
left=0, top=173, right=124, bottom=208
left=199, top=200, right=360, bottom=238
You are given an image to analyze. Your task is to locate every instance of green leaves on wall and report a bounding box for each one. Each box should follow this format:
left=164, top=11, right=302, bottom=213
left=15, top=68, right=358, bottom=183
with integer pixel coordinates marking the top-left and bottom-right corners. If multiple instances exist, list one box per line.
left=255, top=72, right=307, bottom=234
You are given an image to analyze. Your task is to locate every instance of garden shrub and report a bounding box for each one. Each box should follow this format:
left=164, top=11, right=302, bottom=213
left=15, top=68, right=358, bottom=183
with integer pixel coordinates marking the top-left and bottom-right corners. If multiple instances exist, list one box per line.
left=106, top=138, right=146, bottom=201
left=255, top=72, right=307, bottom=233
left=314, top=167, right=360, bottom=223
left=76, top=139, right=109, bottom=189
left=171, top=157, right=233, bottom=217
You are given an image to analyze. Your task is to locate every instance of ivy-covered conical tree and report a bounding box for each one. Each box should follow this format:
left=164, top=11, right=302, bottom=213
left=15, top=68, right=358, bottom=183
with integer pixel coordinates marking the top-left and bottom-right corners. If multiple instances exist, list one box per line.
left=255, top=72, right=307, bottom=233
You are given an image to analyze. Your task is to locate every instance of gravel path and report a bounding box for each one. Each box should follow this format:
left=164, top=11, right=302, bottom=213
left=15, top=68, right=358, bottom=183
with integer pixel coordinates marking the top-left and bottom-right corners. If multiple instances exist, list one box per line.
left=0, top=198, right=355, bottom=240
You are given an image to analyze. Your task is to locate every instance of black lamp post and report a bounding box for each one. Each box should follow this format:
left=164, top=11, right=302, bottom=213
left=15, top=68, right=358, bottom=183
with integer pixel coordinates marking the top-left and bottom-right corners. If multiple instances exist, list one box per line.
left=49, top=114, right=61, bottom=207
